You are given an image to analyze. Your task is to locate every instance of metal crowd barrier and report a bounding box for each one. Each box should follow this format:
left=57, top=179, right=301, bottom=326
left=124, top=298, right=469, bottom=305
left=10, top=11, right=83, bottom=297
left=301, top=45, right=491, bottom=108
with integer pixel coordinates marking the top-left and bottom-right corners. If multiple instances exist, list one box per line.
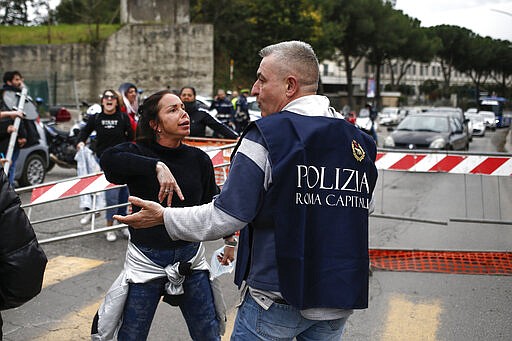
left=15, top=138, right=237, bottom=244
left=374, top=148, right=512, bottom=226
left=15, top=141, right=511, bottom=245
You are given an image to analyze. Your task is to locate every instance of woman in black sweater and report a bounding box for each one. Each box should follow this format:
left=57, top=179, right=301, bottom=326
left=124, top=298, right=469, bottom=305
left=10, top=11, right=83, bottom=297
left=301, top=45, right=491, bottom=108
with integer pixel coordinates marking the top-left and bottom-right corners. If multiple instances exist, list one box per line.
left=99, top=90, right=235, bottom=340
left=77, top=89, right=134, bottom=241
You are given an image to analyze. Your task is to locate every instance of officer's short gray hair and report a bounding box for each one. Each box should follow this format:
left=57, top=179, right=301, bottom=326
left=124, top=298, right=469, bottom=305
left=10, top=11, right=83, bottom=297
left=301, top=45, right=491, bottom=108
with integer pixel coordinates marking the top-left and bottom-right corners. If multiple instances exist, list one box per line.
left=259, top=41, right=319, bottom=93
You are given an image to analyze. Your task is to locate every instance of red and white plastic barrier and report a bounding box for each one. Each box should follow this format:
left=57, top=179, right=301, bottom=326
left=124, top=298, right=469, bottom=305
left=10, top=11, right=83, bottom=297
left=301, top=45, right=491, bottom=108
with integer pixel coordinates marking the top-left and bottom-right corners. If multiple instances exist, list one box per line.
left=30, top=173, right=115, bottom=204
left=29, top=150, right=510, bottom=205
left=376, top=152, right=512, bottom=176
left=29, top=150, right=229, bottom=205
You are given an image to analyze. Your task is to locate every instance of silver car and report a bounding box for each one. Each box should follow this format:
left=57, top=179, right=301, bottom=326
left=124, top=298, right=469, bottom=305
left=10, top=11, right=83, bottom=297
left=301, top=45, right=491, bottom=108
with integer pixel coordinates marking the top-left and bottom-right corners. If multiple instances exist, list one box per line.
left=14, top=119, right=49, bottom=187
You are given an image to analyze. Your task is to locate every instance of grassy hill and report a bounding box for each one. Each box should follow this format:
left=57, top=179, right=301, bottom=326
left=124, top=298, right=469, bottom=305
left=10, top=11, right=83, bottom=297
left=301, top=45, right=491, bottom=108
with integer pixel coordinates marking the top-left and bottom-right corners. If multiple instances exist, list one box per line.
left=0, top=24, right=121, bottom=45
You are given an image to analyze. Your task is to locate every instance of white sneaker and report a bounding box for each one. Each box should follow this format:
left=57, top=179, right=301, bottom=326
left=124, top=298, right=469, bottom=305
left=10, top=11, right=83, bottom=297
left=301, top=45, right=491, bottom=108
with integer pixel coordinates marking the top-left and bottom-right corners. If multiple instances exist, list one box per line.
left=121, top=227, right=130, bottom=239
left=80, top=215, right=90, bottom=225
left=80, top=212, right=100, bottom=225
left=105, top=231, right=117, bottom=242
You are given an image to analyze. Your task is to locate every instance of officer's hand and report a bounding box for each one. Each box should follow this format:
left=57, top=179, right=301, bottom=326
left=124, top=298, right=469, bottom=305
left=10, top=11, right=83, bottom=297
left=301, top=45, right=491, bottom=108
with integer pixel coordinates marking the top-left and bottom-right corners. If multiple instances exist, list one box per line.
left=114, top=196, right=165, bottom=228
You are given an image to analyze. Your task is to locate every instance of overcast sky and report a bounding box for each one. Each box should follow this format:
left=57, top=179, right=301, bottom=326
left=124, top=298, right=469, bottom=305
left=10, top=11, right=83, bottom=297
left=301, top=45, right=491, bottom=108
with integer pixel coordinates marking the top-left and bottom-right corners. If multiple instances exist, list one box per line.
left=395, top=0, right=512, bottom=41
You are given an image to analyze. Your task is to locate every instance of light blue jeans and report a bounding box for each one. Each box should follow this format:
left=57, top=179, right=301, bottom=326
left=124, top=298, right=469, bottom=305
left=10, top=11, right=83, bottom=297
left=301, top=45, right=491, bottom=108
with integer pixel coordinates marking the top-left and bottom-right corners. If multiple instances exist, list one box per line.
left=105, top=186, right=128, bottom=221
left=231, top=293, right=348, bottom=341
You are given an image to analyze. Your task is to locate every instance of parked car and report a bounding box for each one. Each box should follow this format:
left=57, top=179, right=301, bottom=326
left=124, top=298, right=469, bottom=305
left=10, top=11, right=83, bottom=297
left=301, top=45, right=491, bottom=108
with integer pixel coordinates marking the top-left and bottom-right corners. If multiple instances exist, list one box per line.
left=383, top=112, right=469, bottom=151
left=14, top=118, right=50, bottom=187
left=479, top=110, right=497, bottom=130
left=247, top=96, right=261, bottom=121
left=465, top=113, right=486, bottom=137
left=401, top=106, right=423, bottom=120
left=356, top=108, right=379, bottom=133
left=379, top=107, right=401, bottom=125
left=427, top=107, right=471, bottom=142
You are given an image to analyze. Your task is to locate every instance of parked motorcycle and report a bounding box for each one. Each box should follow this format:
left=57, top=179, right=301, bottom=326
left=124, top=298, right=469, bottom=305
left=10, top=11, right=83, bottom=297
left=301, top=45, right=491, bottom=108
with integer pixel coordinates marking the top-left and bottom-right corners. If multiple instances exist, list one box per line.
left=39, top=99, right=99, bottom=171
left=42, top=106, right=78, bottom=170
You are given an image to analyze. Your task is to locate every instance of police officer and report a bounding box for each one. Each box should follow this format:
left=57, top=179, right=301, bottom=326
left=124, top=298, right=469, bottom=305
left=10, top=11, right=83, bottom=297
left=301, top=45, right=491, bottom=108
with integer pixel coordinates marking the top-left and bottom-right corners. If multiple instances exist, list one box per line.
left=115, top=41, right=378, bottom=340
left=209, top=89, right=235, bottom=130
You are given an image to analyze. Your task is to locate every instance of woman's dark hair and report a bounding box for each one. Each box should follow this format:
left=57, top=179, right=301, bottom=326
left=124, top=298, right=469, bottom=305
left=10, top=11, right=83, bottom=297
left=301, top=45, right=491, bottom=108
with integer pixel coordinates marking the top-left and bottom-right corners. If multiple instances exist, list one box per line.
left=2, top=70, right=22, bottom=84
left=136, top=90, right=173, bottom=144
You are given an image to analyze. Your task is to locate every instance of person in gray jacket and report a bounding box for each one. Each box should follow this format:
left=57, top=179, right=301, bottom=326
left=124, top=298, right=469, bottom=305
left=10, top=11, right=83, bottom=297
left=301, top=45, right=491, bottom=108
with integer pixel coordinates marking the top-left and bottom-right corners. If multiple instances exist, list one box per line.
left=0, top=167, right=47, bottom=340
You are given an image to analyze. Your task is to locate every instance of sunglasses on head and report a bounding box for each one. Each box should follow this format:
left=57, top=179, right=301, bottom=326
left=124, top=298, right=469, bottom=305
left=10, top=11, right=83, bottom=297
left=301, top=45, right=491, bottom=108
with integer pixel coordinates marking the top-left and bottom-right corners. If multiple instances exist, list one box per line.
left=103, top=94, right=117, bottom=100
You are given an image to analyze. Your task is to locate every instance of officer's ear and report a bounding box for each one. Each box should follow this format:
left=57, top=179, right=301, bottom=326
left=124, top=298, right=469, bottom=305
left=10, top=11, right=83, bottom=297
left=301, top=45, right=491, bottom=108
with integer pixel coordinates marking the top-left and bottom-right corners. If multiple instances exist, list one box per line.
left=285, top=76, right=298, bottom=97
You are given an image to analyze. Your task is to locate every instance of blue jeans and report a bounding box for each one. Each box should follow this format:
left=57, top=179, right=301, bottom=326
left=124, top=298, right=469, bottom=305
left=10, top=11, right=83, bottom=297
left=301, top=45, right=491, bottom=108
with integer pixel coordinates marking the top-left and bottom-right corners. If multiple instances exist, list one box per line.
left=7, top=149, right=19, bottom=185
left=105, top=186, right=128, bottom=221
left=117, top=243, right=220, bottom=341
left=231, top=293, right=348, bottom=341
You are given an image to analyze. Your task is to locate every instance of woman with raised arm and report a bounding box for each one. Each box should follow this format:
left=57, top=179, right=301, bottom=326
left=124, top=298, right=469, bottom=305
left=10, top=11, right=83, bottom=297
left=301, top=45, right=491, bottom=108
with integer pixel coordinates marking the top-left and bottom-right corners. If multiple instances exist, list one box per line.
left=94, top=90, right=235, bottom=340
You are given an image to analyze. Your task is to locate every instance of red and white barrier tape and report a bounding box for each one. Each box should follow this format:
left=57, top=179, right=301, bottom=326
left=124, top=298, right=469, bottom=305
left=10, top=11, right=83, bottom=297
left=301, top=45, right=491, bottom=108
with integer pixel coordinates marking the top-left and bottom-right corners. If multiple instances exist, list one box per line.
left=30, top=173, right=115, bottom=204
left=29, top=150, right=228, bottom=204
left=376, top=152, right=512, bottom=176
left=29, top=150, right=510, bottom=205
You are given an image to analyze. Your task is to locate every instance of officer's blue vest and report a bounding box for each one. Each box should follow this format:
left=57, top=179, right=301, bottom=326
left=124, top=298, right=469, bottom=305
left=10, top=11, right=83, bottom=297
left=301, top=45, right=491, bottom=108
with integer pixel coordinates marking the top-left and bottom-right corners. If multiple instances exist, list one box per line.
left=234, top=111, right=378, bottom=310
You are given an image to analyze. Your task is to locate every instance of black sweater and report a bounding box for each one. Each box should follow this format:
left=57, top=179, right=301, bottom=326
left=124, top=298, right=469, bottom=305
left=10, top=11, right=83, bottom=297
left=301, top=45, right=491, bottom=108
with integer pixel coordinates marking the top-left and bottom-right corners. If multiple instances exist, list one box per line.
left=186, top=101, right=238, bottom=139
left=78, top=111, right=134, bottom=158
left=100, top=141, right=218, bottom=249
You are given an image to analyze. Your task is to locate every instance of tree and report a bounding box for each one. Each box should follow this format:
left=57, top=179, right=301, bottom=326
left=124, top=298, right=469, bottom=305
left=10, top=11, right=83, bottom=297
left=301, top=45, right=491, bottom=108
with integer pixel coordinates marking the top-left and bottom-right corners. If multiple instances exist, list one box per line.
left=321, top=0, right=380, bottom=108
left=191, top=0, right=322, bottom=90
left=489, top=39, right=512, bottom=95
left=365, top=2, right=409, bottom=109
left=386, top=19, right=439, bottom=89
left=0, top=0, right=30, bottom=25
left=54, top=0, right=120, bottom=44
left=429, top=25, right=473, bottom=90
left=455, top=35, right=494, bottom=100
left=191, top=0, right=253, bottom=89
left=55, top=0, right=120, bottom=25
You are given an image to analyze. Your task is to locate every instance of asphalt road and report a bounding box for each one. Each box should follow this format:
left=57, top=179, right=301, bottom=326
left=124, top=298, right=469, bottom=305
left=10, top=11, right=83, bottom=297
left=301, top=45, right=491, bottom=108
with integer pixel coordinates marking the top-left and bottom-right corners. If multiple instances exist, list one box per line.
left=2, top=127, right=511, bottom=340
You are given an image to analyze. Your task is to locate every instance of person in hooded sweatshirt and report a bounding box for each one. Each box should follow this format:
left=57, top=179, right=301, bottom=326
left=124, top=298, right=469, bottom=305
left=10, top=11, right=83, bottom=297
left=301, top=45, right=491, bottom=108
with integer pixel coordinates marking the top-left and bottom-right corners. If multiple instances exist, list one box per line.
left=118, top=82, right=139, bottom=136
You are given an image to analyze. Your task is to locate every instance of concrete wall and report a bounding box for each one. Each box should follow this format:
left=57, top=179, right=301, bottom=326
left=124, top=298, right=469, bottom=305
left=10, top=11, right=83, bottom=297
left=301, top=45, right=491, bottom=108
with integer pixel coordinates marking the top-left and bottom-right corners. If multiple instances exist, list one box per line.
left=121, top=0, right=189, bottom=25
left=0, top=23, right=214, bottom=105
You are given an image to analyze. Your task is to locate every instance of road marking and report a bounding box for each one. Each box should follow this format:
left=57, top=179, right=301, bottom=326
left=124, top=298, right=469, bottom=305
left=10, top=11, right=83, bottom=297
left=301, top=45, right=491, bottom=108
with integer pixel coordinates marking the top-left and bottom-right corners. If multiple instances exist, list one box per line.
left=42, top=255, right=105, bottom=288
left=34, top=299, right=103, bottom=341
left=382, top=294, right=441, bottom=341
left=33, top=256, right=105, bottom=340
